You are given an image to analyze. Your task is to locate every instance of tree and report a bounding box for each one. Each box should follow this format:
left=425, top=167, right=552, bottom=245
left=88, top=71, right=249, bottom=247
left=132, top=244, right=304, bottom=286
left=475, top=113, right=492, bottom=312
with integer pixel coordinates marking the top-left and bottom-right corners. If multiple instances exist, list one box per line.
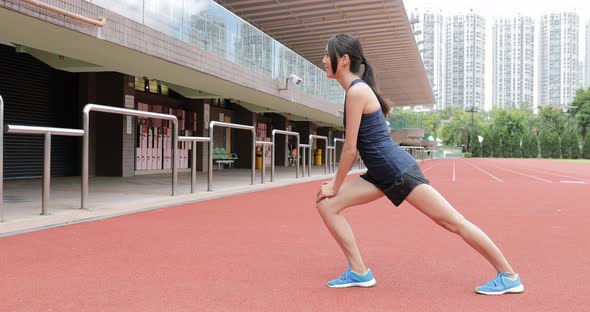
left=440, top=110, right=472, bottom=150
left=512, top=136, right=523, bottom=158
left=539, top=131, right=551, bottom=158
left=502, top=135, right=513, bottom=158
left=570, top=131, right=581, bottom=159
left=584, top=134, right=590, bottom=159
left=539, top=105, right=567, bottom=139
left=495, top=135, right=504, bottom=158
left=571, top=88, right=590, bottom=139
left=481, top=129, right=492, bottom=157
left=422, top=111, right=443, bottom=142
left=561, top=132, right=572, bottom=159
left=522, top=135, right=534, bottom=158
left=471, top=133, right=482, bottom=157
left=550, top=133, right=561, bottom=158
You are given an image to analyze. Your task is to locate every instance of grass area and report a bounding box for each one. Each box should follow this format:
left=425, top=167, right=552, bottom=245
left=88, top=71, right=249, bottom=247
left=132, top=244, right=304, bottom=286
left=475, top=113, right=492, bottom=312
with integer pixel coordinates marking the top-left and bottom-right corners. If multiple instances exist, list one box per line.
left=551, top=159, right=590, bottom=164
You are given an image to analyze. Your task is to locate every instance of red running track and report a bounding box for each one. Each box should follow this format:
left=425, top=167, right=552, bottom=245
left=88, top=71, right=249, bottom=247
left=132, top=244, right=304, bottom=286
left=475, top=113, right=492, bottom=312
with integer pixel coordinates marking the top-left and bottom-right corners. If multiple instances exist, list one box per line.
left=1, top=158, right=589, bottom=311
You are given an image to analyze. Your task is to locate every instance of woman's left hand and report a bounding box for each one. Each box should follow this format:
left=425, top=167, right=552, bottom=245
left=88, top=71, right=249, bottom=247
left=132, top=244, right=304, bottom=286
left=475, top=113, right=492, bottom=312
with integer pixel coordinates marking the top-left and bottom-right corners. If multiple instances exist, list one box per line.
left=316, top=181, right=336, bottom=203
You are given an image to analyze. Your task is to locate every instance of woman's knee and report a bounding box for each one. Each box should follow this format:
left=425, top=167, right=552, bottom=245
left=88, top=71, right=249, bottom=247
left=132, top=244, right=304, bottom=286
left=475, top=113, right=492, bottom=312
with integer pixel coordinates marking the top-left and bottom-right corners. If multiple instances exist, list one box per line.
left=434, top=213, right=468, bottom=234
left=316, top=198, right=338, bottom=217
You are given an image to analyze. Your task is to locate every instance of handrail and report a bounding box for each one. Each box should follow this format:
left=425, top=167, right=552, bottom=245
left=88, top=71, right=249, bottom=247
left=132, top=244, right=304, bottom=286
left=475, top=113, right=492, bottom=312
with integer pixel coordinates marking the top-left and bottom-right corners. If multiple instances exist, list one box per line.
left=22, top=0, right=107, bottom=27
left=256, top=141, right=273, bottom=184
left=179, top=136, right=210, bottom=193
left=308, top=135, right=328, bottom=177
left=5, top=124, right=84, bottom=136
left=298, top=144, right=310, bottom=177
left=271, top=129, right=300, bottom=182
left=208, top=121, right=255, bottom=191
left=82, top=104, right=179, bottom=209
left=5, top=123, right=85, bottom=215
left=332, top=138, right=345, bottom=173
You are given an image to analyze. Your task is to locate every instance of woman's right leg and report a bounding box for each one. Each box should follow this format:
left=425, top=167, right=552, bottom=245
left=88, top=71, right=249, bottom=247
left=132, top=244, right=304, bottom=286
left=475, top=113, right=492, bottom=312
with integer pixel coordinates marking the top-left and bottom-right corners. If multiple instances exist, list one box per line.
left=316, top=177, right=384, bottom=274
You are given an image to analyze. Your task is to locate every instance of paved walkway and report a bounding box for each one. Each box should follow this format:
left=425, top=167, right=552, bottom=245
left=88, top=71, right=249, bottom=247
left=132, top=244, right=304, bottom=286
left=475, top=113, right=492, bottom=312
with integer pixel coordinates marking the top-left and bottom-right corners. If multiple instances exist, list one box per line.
left=0, top=165, right=365, bottom=236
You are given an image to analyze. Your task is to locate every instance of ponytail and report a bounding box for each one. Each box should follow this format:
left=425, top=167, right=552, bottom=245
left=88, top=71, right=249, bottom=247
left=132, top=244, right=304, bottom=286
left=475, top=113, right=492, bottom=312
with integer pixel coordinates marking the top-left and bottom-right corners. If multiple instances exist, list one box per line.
left=362, top=60, right=391, bottom=117
left=327, top=34, right=392, bottom=117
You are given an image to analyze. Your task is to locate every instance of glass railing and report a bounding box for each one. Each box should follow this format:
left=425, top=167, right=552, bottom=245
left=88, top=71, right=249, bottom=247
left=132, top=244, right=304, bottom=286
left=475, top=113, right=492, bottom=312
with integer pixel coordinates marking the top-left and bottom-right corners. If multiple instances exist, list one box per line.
left=88, top=0, right=345, bottom=106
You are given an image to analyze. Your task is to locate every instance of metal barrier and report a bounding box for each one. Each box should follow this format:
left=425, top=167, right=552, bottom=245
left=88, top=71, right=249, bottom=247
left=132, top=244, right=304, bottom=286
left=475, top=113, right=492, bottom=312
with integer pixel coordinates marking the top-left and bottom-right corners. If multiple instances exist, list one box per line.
left=299, top=144, right=310, bottom=177
left=4, top=125, right=84, bottom=215
left=326, top=146, right=335, bottom=173
left=400, top=146, right=425, bottom=161
left=256, top=141, right=273, bottom=184
left=332, top=138, right=345, bottom=173
left=308, top=135, right=328, bottom=177
left=208, top=121, right=255, bottom=191
left=271, top=129, right=300, bottom=182
left=179, top=136, right=210, bottom=193
left=82, top=104, right=179, bottom=209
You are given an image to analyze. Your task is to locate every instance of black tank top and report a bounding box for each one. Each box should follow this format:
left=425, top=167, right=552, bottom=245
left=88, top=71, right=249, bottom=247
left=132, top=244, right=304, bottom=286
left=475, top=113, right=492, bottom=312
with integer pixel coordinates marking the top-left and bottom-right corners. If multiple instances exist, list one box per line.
left=343, top=79, right=416, bottom=179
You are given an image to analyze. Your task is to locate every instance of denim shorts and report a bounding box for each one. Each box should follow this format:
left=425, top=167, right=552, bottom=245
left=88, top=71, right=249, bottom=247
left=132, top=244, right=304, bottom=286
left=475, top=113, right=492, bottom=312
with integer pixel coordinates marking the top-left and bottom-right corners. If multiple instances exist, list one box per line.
left=360, top=164, right=429, bottom=206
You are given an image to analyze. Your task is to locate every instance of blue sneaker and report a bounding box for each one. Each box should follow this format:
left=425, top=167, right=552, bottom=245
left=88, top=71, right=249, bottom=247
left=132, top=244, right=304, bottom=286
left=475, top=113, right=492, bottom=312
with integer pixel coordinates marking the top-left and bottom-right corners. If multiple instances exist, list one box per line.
left=327, top=266, right=376, bottom=288
left=475, top=272, right=524, bottom=295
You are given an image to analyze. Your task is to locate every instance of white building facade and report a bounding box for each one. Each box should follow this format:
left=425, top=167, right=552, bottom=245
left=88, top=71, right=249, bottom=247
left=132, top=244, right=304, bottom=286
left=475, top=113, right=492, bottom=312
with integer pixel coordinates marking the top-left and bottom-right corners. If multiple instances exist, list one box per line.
left=444, top=10, right=486, bottom=110
left=585, top=18, right=590, bottom=88
left=538, top=12, right=580, bottom=108
left=411, top=8, right=445, bottom=110
left=492, top=15, right=535, bottom=110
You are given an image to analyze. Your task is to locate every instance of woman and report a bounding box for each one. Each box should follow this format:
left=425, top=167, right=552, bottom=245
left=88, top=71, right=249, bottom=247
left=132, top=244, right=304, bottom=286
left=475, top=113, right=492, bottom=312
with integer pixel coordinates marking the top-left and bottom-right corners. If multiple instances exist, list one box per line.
left=315, top=34, right=523, bottom=295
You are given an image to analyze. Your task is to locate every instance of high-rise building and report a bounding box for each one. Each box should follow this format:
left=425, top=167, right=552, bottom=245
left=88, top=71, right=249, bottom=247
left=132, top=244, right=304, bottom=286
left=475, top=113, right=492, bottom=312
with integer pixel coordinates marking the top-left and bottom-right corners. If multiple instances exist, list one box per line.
left=411, top=8, right=445, bottom=110
left=444, top=10, right=486, bottom=110
left=492, top=15, right=535, bottom=110
left=538, top=12, right=579, bottom=108
left=585, top=19, right=590, bottom=88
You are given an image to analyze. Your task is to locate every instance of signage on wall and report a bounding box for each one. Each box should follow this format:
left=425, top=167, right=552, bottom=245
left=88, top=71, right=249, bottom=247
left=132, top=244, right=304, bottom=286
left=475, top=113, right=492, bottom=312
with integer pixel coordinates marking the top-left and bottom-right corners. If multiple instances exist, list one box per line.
left=219, top=113, right=224, bottom=122
left=204, top=104, right=210, bottom=129
left=125, top=95, right=134, bottom=108
left=126, top=116, right=132, bottom=134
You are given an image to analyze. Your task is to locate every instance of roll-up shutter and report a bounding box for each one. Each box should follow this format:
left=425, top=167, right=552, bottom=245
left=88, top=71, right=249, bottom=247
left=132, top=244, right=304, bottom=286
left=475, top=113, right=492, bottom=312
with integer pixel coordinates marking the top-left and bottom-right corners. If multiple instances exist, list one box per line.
left=0, top=44, right=79, bottom=179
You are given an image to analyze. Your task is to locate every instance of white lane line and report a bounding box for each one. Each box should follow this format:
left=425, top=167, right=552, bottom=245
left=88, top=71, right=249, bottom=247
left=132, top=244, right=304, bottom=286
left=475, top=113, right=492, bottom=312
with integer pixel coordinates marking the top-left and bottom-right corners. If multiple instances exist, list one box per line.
left=560, top=181, right=588, bottom=184
left=518, top=167, right=590, bottom=182
left=493, top=166, right=553, bottom=183
left=453, top=160, right=456, bottom=182
left=422, top=163, right=441, bottom=173
left=465, top=161, right=504, bottom=182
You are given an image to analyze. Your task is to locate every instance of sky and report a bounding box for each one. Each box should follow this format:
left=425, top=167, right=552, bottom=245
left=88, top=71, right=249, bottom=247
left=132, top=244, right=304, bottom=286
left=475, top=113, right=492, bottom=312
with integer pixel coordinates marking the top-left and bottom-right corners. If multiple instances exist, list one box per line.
left=403, top=0, right=590, bottom=110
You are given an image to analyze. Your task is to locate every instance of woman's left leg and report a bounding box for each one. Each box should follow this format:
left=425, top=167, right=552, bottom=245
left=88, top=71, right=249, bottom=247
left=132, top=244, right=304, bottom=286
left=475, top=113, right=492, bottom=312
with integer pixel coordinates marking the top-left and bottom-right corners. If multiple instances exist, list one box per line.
left=405, top=184, right=514, bottom=274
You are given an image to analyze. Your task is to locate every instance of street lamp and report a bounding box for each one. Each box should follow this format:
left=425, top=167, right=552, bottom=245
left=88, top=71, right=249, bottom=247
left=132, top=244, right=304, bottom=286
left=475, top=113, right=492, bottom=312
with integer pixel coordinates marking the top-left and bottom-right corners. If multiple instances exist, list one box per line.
left=478, top=135, right=484, bottom=157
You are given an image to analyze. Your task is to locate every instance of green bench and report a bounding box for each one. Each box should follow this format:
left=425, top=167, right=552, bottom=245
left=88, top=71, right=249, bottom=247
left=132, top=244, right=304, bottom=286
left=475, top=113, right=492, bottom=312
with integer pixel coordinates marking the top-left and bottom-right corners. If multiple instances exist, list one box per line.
left=213, top=147, right=238, bottom=169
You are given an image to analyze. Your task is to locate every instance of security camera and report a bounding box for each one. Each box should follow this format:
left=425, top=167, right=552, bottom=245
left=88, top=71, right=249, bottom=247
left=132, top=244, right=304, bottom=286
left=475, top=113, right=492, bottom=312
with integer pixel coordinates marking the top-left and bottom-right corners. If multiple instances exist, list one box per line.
left=288, top=73, right=303, bottom=86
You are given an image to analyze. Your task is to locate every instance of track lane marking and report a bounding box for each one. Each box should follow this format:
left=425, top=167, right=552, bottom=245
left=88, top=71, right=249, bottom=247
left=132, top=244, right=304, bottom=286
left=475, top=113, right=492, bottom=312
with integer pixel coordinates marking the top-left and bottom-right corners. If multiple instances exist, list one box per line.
left=464, top=160, right=504, bottom=182
left=492, top=166, right=553, bottom=183
left=421, top=162, right=441, bottom=173
left=517, top=167, right=590, bottom=182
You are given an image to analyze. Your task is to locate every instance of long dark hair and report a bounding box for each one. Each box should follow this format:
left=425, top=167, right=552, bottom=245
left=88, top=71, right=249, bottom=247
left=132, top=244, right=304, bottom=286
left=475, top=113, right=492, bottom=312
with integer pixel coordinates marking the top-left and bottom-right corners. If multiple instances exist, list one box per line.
left=327, top=34, right=391, bottom=117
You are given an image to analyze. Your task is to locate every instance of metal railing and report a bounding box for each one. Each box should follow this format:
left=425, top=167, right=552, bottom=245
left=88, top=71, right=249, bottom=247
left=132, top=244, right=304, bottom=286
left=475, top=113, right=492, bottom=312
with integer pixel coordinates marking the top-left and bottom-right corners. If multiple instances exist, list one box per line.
left=22, top=0, right=108, bottom=27
left=82, top=104, right=179, bottom=209
left=332, top=138, right=345, bottom=173
left=256, top=141, right=273, bottom=184
left=400, top=146, right=426, bottom=161
left=308, top=135, right=328, bottom=177
left=208, top=121, right=255, bottom=191
left=326, top=146, right=335, bottom=173
left=179, top=136, right=211, bottom=193
left=271, top=129, right=300, bottom=182
left=4, top=125, right=84, bottom=215
left=299, top=144, right=310, bottom=177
